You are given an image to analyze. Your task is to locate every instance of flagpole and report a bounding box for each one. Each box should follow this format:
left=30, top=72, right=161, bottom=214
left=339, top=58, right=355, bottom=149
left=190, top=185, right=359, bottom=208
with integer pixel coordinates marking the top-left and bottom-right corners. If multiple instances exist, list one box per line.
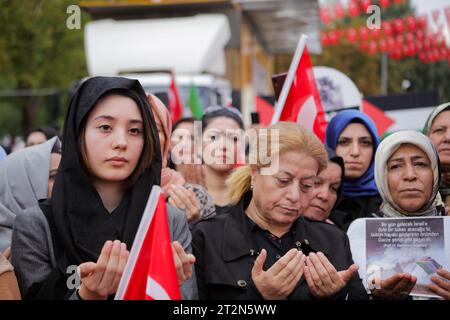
left=271, top=34, right=308, bottom=125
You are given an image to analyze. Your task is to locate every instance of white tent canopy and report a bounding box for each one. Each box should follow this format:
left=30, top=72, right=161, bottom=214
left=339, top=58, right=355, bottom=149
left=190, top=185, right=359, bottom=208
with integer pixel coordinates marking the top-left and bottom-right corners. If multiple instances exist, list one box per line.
left=84, top=14, right=231, bottom=76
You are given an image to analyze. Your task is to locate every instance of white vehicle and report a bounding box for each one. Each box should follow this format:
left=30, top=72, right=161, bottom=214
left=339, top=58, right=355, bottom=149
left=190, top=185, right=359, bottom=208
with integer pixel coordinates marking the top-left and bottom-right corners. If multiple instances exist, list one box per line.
left=120, top=72, right=232, bottom=115
left=84, top=14, right=233, bottom=111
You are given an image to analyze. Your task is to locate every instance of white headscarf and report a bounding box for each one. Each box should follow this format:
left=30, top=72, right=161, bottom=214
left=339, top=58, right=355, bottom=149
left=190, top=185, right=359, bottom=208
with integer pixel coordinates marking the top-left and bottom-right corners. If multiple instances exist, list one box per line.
left=374, top=131, right=440, bottom=217
left=423, top=102, right=450, bottom=135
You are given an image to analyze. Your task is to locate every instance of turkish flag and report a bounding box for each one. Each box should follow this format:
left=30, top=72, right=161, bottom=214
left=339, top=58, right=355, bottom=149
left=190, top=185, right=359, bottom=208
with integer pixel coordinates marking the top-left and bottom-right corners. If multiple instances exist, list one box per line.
left=271, top=35, right=327, bottom=142
left=115, top=186, right=181, bottom=300
left=168, top=72, right=183, bottom=123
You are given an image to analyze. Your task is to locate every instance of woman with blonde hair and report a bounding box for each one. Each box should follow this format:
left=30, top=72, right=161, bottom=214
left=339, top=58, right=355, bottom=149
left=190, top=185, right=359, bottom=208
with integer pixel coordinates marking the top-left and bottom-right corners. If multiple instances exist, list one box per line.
left=192, top=122, right=367, bottom=300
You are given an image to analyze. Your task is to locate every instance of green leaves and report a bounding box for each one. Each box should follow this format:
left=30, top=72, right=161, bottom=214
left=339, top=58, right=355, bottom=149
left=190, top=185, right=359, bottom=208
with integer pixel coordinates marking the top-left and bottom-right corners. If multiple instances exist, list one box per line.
left=0, top=0, right=89, bottom=135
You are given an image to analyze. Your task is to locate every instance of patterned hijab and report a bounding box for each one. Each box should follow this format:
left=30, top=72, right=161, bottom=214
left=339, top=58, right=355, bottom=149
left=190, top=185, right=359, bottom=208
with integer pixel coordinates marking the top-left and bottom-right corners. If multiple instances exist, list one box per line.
left=147, top=94, right=185, bottom=195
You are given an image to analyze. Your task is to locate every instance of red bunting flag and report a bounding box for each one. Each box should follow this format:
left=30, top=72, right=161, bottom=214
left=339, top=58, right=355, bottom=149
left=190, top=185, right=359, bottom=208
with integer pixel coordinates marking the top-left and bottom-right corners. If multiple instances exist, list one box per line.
left=320, top=7, right=332, bottom=25
left=382, top=21, right=394, bottom=37
left=368, top=41, right=378, bottom=55
left=348, top=0, right=360, bottom=17
left=370, top=28, right=381, bottom=40
left=347, top=27, right=358, bottom=43
left=416, top=30, right=424, bottom=41
left=394, top=18, right=405, bottom=33
left=380, top=0, right=391, bottom=8
left=405, top=16, right=417, bottom=31
left=320, top=32, right=330, bottom=46
left=418, top=15, right=428, bottom=29
left=335, top=2, right=346, bottom=19
left=360, top=0, right=372, bottom=12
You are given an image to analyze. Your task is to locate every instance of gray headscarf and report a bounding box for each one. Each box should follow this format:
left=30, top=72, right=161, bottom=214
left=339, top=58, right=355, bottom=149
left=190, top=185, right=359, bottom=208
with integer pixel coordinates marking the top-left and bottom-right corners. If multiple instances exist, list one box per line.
left=423, top=102, right=450, bottom=198
left=423, top=102, right=450, bottom=135
left=0, top=137, right=60, bottom=252
left=374, top=131, right=440, bottom=218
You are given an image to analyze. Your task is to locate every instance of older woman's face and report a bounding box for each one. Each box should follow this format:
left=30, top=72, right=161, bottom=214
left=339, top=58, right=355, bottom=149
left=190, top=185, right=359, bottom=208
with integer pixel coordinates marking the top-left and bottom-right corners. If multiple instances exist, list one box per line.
left=387, top=144, right=433, bottom=213
left=428, top=110, right=450, bottom=167
left=303, top=162, right=342, bottom=221
left=336, top=123, right=374, bottom=179
left=251, top=151, right=319, bottom=228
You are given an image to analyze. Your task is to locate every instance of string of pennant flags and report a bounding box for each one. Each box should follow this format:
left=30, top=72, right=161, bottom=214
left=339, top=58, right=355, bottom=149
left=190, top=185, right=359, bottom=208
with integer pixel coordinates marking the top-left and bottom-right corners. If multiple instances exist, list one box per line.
left=320, top=0, right=409, bottom=24
left=319, top=0, right=450, bottom=64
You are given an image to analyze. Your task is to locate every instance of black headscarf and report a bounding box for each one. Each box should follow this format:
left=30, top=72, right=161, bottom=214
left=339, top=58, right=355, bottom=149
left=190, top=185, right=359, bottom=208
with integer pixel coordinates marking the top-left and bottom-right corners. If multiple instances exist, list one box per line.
left=325, top=146, right=345, bottom=211
left=38, top=77, right=161, bottom=296
left=327, top=147, right=359, bottom=230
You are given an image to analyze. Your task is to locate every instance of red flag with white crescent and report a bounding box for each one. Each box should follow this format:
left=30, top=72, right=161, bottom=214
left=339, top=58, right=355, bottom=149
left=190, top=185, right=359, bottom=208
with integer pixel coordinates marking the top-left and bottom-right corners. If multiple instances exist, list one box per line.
left=115, top=186, right=181, bottom=300
left=271, top=35, right=327, bottom=142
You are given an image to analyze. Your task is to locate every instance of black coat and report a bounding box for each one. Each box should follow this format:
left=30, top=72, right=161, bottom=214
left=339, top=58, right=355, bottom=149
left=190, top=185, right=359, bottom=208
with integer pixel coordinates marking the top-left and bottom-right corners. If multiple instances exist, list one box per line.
left=192, top=198, right=368, bottom=300
left=330, top=195, right=382, bottom=232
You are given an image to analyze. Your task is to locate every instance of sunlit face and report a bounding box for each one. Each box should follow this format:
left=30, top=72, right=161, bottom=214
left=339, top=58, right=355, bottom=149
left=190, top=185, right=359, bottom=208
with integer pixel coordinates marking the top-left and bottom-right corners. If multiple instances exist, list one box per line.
left=202, top=117, right=243, bottom=173
left=250, top=151, right=319, bottom=229
left=26, top=131, right=47, bottom=147
left=47, top=153, right=61, bottom=198
left=336, top=122, right=374, bottom=179
left=387, top=144, right=433, bottom=213
left=303, top=162, right=342, bottom=221
left=428, top=110, right=450, bottom=167
left=83, top=94, right=144, bottom=186
left=171, top=121, right=195, bottom=164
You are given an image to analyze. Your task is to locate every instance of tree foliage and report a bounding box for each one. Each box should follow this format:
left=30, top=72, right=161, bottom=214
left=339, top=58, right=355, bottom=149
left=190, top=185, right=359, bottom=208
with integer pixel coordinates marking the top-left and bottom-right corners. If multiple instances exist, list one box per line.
left=0, top=0, right=89, bottom=137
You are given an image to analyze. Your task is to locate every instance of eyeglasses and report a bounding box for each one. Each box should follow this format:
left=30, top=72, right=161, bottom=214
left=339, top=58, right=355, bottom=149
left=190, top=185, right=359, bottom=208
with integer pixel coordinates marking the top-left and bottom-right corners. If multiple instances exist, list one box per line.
left=203, top=105, right=243, bottom=118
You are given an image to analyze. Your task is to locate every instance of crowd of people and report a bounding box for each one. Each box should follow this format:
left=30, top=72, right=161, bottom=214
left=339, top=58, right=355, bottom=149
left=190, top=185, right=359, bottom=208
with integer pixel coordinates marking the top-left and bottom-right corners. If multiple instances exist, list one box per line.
left=0, top=76, right=449, bottom=300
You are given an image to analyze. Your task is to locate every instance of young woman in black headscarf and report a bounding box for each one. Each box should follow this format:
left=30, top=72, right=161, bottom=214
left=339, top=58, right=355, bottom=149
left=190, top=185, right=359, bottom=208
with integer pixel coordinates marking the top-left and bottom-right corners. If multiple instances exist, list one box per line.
left=11, top=77, right=196, bottom=300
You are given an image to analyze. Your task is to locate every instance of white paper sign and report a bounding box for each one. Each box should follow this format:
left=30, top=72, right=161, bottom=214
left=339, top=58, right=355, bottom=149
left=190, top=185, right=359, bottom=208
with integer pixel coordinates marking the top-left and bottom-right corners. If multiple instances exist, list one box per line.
left=347, top=216, right=450, bottom=298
